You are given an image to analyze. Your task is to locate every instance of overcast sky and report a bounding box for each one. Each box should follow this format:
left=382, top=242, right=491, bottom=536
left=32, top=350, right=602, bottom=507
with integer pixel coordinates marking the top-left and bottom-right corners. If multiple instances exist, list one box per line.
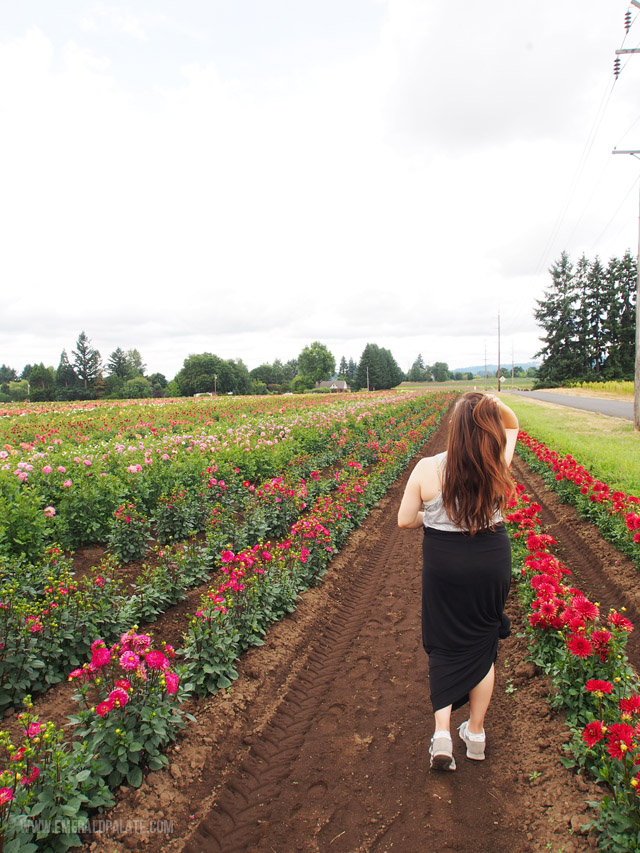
left=2, top=0, right=639, bottom=379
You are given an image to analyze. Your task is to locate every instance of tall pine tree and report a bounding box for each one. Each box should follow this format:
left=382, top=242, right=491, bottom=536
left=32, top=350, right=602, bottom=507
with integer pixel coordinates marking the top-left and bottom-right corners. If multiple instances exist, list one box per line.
left=535, top=252, right=582, bottom=385
left=73, top=332, right=102, bottom=391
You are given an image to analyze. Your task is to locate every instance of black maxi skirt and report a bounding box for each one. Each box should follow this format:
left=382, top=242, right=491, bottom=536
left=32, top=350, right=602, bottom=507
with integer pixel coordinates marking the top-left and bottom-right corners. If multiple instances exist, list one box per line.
left=422, top=524, right=511, bottom=713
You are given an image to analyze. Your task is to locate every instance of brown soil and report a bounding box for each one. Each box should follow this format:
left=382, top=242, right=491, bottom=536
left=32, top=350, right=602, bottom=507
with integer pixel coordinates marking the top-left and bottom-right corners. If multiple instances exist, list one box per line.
left=18, top=421, right=640, bottom=852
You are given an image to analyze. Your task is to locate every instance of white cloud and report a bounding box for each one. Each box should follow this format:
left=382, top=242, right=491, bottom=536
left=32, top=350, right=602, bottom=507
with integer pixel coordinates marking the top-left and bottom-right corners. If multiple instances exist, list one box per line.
left=80, top=4, right=149, bottom=41
left=0, top=0, right=636, bottom=381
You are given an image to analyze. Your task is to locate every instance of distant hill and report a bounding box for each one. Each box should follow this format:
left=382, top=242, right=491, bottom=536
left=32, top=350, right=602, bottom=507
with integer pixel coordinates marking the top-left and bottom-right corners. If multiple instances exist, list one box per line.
left=452, top=362, right=538, bottom=375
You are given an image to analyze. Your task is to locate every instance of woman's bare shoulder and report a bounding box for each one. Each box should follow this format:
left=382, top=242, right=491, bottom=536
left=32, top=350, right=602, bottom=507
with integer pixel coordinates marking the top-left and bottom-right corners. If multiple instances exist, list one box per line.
left=410, top=454, right=443, bottom=501
left=412, top=454, right=440, bottom=473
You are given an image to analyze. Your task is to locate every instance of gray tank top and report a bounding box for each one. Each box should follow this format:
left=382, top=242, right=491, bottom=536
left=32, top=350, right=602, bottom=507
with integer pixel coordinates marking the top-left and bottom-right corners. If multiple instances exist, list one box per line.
left=422, top=451, right=503, bottom=532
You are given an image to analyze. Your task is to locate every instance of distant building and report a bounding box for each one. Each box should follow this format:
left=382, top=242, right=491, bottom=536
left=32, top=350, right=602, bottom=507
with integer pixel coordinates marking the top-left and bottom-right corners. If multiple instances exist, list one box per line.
left=315, top=380, right=350, bottom=392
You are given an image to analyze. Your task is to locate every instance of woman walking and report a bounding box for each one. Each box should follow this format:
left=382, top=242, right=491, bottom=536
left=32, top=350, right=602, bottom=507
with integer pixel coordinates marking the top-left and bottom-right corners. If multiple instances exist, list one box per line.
left=397, top=392, right=519, bottom=770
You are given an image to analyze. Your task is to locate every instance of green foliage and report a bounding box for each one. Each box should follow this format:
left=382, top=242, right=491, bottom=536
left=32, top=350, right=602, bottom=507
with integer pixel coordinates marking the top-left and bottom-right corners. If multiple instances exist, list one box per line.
left=7, top=380, right=29, bottom=402
left=0, top=553, right=131, bottom=712
left=72, top=332, right=101, bottom=391
left=69, top=631, right=190, bottom=790
left=0, top=480, right=51, bottom=562
left=122, top=377, right=153, bottom=399
left=0, top=365, right=18, bottom=384
left=0, top=696, right=114, bottom=853
left=297, top=341, right=335, bottom=384
left=128, top=542, right=211, bottom=623
left=407, top=354, right=430, bottom=382
left=431, top=361, right=450, bottom=382
left=355, top=343, right=403, bottom=390
left=535, top=250, right=637, bottom=387
left=155, top=488, right=206, bottom=544
left=106, top=347, right=130, bottom=379
left=175, top=352, right=250, bottom=396
left=28, top=365, right=54, bottom=399
left=106, top=503, right=151, bottom=563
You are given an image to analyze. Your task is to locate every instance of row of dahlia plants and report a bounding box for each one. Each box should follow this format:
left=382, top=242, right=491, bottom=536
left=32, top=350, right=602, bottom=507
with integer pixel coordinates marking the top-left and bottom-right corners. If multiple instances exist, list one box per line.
left=506, top=486, right=640, bottom=851
left=0, top=629, right=188, bottom=852
left=0, top=396, right=452, bottom=849
left=0, top=541, right=211, bottom=715
left=516, top=431, right=640, bottom=568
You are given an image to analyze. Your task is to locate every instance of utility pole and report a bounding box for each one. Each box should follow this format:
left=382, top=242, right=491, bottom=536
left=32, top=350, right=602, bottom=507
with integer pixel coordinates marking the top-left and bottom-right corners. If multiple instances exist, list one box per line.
left=484, top=341, right=488, bottom=390
left=497, top=313, right=501, bottom=392
left=511, top=342, right=515, bottom=387
left=613, top=5, right=640, bottom=429
left=611, top=149, right=640, bottom=429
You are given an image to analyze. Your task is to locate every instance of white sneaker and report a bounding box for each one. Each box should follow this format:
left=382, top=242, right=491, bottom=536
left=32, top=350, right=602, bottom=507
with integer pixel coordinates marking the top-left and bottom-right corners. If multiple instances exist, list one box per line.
left=458, top=720, right=486, bottom=760
left=429, top=733, right=456, bottom=771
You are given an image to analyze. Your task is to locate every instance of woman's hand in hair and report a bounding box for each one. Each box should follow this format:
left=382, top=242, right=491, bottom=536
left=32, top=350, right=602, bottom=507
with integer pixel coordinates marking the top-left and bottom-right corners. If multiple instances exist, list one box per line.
left=484, top=394, right=519, bottom=429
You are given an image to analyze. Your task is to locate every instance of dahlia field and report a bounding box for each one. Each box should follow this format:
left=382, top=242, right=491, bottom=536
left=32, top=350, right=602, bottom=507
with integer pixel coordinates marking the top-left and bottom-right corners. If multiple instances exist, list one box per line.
left=0, top=390, right=453, bottom=850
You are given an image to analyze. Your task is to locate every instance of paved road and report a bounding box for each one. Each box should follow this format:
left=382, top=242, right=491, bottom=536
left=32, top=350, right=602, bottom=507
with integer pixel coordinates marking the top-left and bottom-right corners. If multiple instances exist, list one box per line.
left=505, top=390, right=634, bottom=421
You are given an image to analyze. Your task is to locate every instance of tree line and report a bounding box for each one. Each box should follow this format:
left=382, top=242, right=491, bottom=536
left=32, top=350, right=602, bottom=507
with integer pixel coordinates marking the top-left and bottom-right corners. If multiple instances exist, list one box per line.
left=535, top=250, right=636, bottom=386
left=0, top=336, right=410, bottom=401
left=1, top=332, right=526, bottom=403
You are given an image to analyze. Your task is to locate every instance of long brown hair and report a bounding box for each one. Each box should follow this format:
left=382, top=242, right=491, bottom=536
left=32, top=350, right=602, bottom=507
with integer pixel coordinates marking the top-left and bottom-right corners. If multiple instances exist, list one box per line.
left=440, top=392, right=515, bottom=535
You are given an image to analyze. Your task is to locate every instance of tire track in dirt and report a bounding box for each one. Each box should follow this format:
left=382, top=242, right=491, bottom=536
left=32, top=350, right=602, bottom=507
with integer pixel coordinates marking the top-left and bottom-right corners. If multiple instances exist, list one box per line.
left=182, top=495, right=424, bottom=852
left=511, top=454, right=640, bottom=673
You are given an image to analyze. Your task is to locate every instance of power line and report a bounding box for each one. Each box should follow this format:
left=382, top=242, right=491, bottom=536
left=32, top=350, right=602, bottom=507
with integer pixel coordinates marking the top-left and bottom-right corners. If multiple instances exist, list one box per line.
left=535, top=7, right=636, bottom=275
left=535, top=75, right=617, bottom=275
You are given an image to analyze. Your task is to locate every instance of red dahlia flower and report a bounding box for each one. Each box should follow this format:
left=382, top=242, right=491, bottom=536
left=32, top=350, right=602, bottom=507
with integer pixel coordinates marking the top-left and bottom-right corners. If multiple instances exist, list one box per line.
left=606, top=723, right=635, bottom=760
left=609, top=611, right=634, bottom=633
left=585, top=680, right=613, bottom=695
left=620, top=695, right=640, bottom=716
left=566, top=634, right=593, bottom=658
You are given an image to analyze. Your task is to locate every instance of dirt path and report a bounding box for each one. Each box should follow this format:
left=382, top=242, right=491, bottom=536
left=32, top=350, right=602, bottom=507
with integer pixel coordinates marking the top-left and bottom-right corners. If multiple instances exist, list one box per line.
left=78, top=419, right=625, bottom=853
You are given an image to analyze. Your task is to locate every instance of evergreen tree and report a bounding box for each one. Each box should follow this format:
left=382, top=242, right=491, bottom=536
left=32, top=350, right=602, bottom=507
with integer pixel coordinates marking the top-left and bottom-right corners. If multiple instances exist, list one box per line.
left=584, top=257, right=607, bottom=375
left=338, top=356, right=348, bottom=378
left=607, top=250, right=637, bottom=378
left=28, top=363, right=55, bottom=400
left=270, top=359, right=285, bottom=385
left=347, top=358, right=357, bottom=380
left=107, top=347, right=130, bottom=379
left=0, top=365, right=17, bottom=384
left=573, top=254, right=591, bottom=375
left=55, top=350, right=78, bottom=389
left=407, top=354, right=428, bottom=382
left=379, top=347, right=403, bottom=387
left=535, top=250, right=636, bottom=385
left=72, top=331, right=102, bottom=391
left=355, top=344, right=402, bottom=390
left=126, top=348, right=146, bottom=376
left=534, top=252, right=582, bottom=385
